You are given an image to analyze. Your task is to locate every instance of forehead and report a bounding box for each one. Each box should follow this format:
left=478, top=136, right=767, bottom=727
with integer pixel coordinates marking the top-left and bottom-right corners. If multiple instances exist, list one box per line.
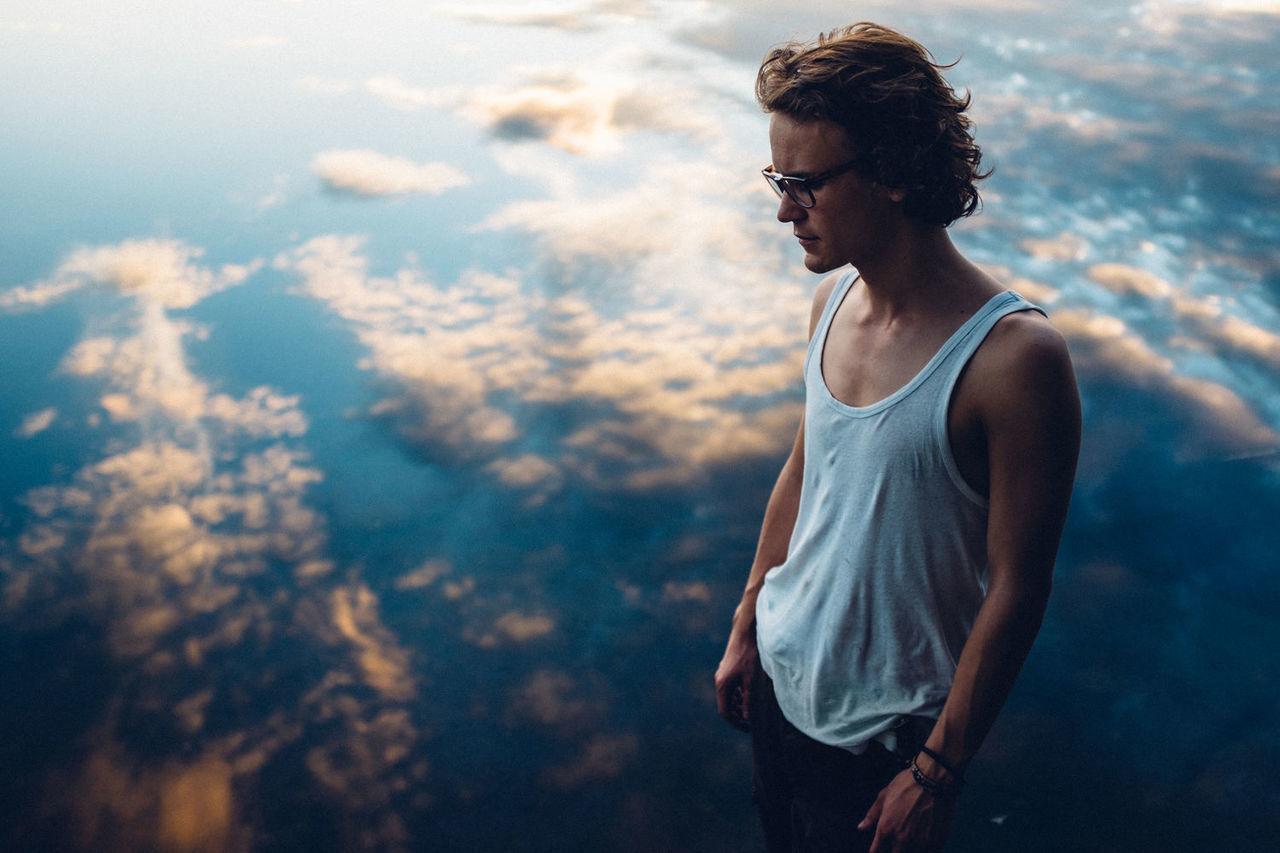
left=768, top=114, right=853, bottom=173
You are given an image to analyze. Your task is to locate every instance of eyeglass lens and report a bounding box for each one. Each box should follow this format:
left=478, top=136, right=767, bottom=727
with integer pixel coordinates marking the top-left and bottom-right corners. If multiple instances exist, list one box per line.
left=766, top=173, right=814, bottom=208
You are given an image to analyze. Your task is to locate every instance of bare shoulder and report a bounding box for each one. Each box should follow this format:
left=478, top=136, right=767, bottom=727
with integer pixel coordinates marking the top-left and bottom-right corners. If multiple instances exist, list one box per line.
left=972, top=308, right=1079, bottom=422
left=985, top=309, right=1070, bottom=364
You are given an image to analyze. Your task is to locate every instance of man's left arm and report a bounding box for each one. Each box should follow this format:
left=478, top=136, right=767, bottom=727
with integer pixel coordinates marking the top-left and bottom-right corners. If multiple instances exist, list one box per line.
left=861, top=315, right=1082, bottom=853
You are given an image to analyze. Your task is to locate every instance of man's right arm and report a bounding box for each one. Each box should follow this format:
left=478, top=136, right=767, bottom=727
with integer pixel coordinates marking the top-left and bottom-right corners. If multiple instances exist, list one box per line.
left=714, top=419, right=805, bottom=731
left=714, top=273, right=838, bottom=731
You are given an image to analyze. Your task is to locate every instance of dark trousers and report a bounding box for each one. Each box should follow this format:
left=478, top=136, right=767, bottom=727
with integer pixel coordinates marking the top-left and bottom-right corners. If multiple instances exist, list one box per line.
left=750, top=670, right=916, bottom=853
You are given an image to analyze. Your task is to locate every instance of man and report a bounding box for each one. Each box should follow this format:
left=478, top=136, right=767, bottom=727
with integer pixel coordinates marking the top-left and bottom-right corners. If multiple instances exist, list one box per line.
left=714, top=23, right=1081, bottom=853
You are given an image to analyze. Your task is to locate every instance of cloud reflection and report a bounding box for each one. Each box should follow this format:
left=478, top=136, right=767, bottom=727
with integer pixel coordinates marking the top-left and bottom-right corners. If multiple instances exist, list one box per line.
left=2, top=1, right=1279, bottom=849
left=281, top=226, right=806, bottom=490
left=2, top=241, right=425, bottom=851
left=313, top=149, right=471, bottom=198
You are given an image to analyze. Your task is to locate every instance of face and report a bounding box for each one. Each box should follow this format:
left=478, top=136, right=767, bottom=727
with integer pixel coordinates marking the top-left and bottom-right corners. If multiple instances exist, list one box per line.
left=767, top=113, right=901, bottom=273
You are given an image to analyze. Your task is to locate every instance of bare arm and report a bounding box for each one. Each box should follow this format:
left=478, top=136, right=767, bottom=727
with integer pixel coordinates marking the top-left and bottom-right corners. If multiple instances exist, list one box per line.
left=863, top=315, right=1082, bottom=851
left=925, top=316, right=1080, bottom=769
left=714, top=416, right=805, bottom=730
left=714, top=273, right=839, bottom=731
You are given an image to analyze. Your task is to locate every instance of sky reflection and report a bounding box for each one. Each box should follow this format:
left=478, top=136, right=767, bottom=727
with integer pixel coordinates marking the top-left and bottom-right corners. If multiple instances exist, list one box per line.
left=2, top=1, right=1279, bottom=851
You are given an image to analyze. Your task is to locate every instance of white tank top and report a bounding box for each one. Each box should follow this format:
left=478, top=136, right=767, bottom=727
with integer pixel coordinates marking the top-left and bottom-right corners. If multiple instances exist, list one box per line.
left=755, top=270, right=1043, bottom=751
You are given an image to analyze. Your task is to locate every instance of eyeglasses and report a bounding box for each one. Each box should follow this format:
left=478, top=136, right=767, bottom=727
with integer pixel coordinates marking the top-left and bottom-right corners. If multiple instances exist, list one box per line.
left=762, top=159, right=862, bottom=209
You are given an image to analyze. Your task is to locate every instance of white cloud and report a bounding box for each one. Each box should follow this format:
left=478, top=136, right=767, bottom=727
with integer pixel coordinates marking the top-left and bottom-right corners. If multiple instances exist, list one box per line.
left=459, top=65, right=724, bottom=156
left=15, top=407, right=57, bottom=438
left=441, top=0, right=655, bottom=31
left=312, top=149, right=471, bottom=197
left=486, top=453, right=562, bottom=488
left=463, top=76, right=625, bottom=156
left=1020, top=233, right=1088, bottom=263
left=393, top=559, right=452, bottom=590
left=1138, top=0, right=1280, bottom=33
left=1196, top=312, right=1280, bottom=369
left=281, top=223, right=807, bottom=491
left=0, top=277, right=83, bottom=311
left=1, top=238, right=259, bottom=312
left=61, top=313, right=306, bottom=439
left=1054, top=308, right=1278, bottom=457
left=1088, top=263, right=1175, bottom=300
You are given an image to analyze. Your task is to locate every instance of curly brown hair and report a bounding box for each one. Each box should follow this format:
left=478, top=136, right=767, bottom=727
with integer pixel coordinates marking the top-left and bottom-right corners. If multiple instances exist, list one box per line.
left=756, top=23, right=988, bottom=227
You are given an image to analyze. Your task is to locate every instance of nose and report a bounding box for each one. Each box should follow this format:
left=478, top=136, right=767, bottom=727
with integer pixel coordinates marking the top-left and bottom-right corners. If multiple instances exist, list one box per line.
left=776, top=192, right=806, bottom=223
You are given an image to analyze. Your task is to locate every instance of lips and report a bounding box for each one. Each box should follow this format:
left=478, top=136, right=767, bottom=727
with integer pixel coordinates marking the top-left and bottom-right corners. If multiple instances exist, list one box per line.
left=795, top=233, right=818, bottom=246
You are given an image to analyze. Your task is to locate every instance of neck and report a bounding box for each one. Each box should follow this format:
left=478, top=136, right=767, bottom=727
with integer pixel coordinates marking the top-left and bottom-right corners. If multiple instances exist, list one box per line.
left=853, top=225, right=992, bottom=318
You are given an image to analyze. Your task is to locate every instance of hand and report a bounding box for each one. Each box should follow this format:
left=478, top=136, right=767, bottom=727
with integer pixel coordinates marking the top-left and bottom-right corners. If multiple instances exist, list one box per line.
left=714, top=631, right=759, bottom=732
left=859, top=768, right=958, bottom=853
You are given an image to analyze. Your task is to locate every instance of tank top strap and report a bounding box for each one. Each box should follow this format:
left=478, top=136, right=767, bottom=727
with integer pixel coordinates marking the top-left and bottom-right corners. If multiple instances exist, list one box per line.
left=935, top=290, right=1045, bottom=386
left=804, top=269, right=859, bottom=373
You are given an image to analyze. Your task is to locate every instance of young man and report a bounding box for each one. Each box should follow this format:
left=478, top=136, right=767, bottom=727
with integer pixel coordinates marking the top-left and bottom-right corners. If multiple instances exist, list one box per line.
left=714, top=23, right=1081, bottom=853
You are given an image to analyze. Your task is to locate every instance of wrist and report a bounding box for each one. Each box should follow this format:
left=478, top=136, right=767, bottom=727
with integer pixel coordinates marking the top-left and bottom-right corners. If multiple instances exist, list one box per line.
left=731, top=596, right=759, bottom=634
left=916, top=745, right=966, bottom=782
left=909, top=754, right=964, bottom=798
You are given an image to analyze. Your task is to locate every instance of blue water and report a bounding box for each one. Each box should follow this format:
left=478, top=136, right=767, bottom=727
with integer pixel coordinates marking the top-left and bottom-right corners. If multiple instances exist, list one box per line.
left=2, top=2, right=1279, bottom=850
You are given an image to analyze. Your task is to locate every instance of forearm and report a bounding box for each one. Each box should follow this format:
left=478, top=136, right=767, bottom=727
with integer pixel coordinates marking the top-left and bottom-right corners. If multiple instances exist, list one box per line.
left=922, top=575, right=1052, bottom=772
left=716, top=440, right=804, bottom=730
left=731, top=452, right=803, bottom=636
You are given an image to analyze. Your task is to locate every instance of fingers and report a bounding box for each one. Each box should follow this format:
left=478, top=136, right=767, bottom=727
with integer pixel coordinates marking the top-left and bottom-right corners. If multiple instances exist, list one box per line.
left=858, top=790, right=883, bottom=833
left=867, top=822, right=900, bottom=853
left=715, top=675, right=750, bottom=732
left=861, top=791, right=891, bottom=853
left=725, top=689, right=752, bottom=732
left=867, top=821, right=891, bottom=853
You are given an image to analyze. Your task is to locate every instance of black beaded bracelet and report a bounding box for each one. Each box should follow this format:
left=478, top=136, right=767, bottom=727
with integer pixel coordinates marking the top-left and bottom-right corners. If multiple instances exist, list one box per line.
left=910, top=757, right=962, bottom=797
left=918, top=746, right=965, bottom=783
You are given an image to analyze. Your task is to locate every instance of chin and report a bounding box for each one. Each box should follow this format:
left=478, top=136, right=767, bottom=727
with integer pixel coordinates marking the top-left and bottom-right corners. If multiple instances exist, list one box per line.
left=803, top=254, right=840, bottom=274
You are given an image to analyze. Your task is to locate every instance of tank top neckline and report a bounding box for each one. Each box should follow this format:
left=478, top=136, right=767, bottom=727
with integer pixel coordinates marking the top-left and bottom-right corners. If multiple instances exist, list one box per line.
left=815, top=271, right=1021, bottom=418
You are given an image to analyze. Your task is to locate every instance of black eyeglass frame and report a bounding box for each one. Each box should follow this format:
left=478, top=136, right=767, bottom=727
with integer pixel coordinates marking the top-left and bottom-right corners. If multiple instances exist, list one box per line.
left=762, top=159, right=863, bottom=208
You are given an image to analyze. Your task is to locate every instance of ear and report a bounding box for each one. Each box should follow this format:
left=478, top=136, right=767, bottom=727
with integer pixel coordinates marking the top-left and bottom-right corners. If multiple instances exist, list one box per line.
left=884, top=185, right=907, bottom=203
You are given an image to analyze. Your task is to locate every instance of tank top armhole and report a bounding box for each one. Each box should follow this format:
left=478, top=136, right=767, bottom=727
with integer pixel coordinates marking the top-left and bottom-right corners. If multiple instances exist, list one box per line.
left=934, top=293, right=1047, bottom=509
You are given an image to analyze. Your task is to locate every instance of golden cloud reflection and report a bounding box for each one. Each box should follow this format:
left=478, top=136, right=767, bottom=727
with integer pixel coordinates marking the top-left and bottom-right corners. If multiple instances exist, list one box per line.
left=507, top=669, right=607, bottom=730
left=281, top=227, right=808, bottom=492
left=1054, top=307, right=1278, bottom=457
left=329, top=583, right=417, bottom=701
left=63, top=722, right=251, bottom=853
left=542, top=732, right=639, bottom=789
left=1085, top=261, right=1280, bottom=375
left=2, top=240, right=427, bottom=852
